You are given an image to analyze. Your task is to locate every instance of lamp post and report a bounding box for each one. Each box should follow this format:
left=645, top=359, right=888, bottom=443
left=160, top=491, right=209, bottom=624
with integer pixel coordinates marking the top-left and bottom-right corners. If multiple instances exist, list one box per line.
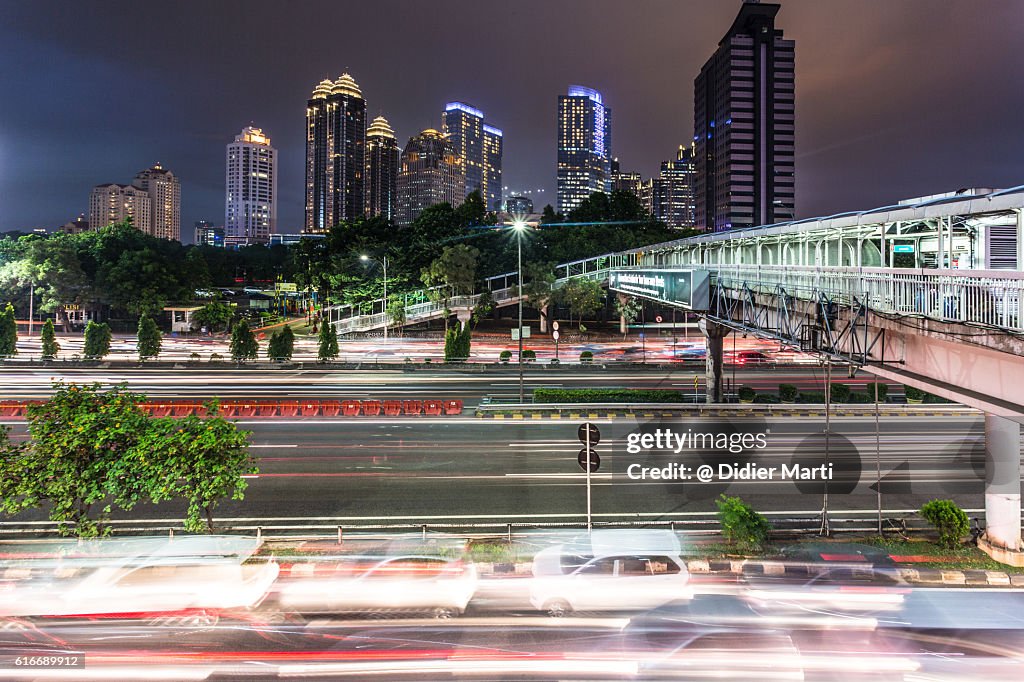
left=512, top=220, right=527, bottom=403
left=360, top=255, right=388, bottom=342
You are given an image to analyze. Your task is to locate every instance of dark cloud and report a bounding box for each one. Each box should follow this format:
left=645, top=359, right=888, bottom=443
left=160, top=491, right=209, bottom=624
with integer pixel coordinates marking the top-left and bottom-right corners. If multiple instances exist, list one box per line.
left=1, top=0, right=1021, bottom=235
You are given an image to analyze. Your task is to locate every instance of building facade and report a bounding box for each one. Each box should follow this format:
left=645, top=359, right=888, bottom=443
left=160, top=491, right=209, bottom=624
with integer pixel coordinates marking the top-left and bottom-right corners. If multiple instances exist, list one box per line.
left=60, top=214, right=89, bottom=234
left=225, top=126, right=277, bottom=246
left=132, top=164, right=181, bottom=240
left=694, top=1, right=795, bottom=231
left=610, top=158, right=644, bottom=197
left=194, top=220, right=225, bottom=247
left=364, top=115, right=399, bottom=221
left=395, top=129, right=465, bottom=226
left=441, top=102, right=503, bottom=211
left=652, top=144, right=697, bottom=229
left=89, top=183, right=151, bottom=234
left=305, top=74, right=366, bottom=232
left=504, top=196, right=533, bottom=216
left=557, top=85, right=612, bottom=215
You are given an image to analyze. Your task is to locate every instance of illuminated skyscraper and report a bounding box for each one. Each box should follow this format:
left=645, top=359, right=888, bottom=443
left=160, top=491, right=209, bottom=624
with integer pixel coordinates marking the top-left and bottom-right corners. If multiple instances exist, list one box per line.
left=694, top=1, right=795, bottom=231
left=132, top=163, right=180, bottom=241
left=364, top=116, right=399, bottom=221
left=225, top=126, right=277, bottom=246
left=441, top=102, right=503, bottom=211
left=395, top=129, right=465, bottom=226
left=652, top=144, right=697, bottom=229
left=557, top=85, right=612, bottom=214
left=305, top=73, right=366, bottom=232
left=89, top=183, right=151, bottom=234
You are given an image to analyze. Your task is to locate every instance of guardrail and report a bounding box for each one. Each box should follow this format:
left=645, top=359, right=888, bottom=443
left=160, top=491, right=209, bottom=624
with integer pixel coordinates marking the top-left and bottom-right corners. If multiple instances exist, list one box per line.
left=0, top=399, right=464, bottom=419
left=474, top=401, right=978, bottom=418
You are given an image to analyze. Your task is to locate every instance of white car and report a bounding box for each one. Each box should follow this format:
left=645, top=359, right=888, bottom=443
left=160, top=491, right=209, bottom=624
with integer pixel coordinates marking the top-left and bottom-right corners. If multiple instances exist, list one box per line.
left=276, top=555, right=478, bottom=618
left=530, top=548, right=690, bottom=616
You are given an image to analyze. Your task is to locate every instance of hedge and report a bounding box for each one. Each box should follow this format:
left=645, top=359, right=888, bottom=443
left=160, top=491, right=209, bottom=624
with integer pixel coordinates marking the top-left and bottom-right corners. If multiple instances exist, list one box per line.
left=533, top=388, right=687, bottom=404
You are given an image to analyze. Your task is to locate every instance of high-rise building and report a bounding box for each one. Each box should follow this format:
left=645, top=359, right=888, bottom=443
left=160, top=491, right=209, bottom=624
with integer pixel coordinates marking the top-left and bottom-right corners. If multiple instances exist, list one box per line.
left=89, top=183, right=151, bottom=234
left=504, top=196, right=533, bottom=216
left=557, top=85, right=612, bottom=215
left=132, top=163, right=181, bottom=240
left=395, top=128, right=465, bottom=226
left=441, top=102, right=503, bottom=211
left=194, top=220, right=225, bottom=247
left=694, top=1, right=795, bottom=231
left=225, top=126, right=277, bottom=246
left=652, top=144, right=697, bottom=229
left=364, top=115, right=399, bottom=221
left=610, top=158, right=643, bottom=197
left=305, top=74, right=367, bottom=232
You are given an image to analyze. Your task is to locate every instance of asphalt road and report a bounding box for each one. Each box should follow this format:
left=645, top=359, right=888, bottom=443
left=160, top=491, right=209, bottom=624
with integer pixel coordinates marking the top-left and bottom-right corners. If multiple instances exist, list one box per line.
left=1, top=415, right=990, bottom=528
left=0, top=365, right=891, bottom=405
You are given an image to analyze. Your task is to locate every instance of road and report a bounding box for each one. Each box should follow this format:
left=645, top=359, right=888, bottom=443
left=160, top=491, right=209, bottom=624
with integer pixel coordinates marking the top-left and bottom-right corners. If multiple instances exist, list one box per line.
left=1, top=415, right=989, bottom=528
left=0, top=365, right=895, bottom=405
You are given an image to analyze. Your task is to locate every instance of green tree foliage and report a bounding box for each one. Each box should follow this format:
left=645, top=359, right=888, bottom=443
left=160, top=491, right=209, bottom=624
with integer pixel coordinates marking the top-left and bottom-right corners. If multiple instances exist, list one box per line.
left=422, top=244, right=481, bottom=296
left=229, top=320, right=258, bottom=362
left=471, top=290, right=493, bottom=329
left=554, top=278, right=605, bottom=329
left=139, top=402, right=256, bottom=533
left=83, top=320, right=111, bottom=359
left=0, top=302, right=16, bottom=356
left=521, top=262, right=556, bottom=312
left=715, top=494, right=771, bottom=550
left=40, top=319, right=59, bottom=359
left=136, top=313, right=162, bottom=360
left=318, top=318, right=339, bottom=361
left=387, top=296, right=407, bottom=335
left=540, top=204, right=562, bottom=224
left=0, top=383, right=154, bottom=536
left=919, top=499, right=970, bottom=549
left=613, top=296, right=642, bottom=337
left=191, top=299, right=235, bottom=333
left=444, top=324, right=471, bottom=362
left=267, top=325, right=295, bottom=362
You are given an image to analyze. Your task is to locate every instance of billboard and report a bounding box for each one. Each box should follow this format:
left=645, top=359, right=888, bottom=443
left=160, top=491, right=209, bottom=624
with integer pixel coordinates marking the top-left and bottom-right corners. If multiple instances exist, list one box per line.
left=608, top=269, right=710, bottom=310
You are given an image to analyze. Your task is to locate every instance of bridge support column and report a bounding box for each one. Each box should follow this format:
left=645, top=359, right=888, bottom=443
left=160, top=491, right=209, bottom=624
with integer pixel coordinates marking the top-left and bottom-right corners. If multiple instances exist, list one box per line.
left=979, top=414, right=1024, bottom=566
left=699, top=318, right=730, bottom=403
left=617, top=293, right=629, bottom=335
left=539, top=305, right=548, bottom=334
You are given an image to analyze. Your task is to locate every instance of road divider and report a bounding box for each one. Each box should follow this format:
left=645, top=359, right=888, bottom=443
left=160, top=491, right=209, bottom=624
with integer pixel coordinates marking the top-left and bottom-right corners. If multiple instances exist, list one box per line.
left=476, top=401, right=977, bottom=419
left=0, top=398, right=465, bottom=419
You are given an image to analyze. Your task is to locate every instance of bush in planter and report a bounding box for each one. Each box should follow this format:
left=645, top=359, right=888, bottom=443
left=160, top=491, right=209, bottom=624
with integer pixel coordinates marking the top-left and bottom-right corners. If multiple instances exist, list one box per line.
left=737, top=386, right=756, bottom=402
left=715, top=494, right=771, bottom=550
left=919, top=499, right=969, bottom=549
left=903, top=385, right=925, bottom=403
left=580, top=350, right=594, bottom=364
left=499, top=350, right=512, bottom=364
left=864, top=382, right=889, bottom=402
left=778, top=384, right=798, bottom=403
left=549, top=358, right=560, bottom=366
left=521, top=349, right=536, bottom=362
left=829, top=383, right=851, bottom=403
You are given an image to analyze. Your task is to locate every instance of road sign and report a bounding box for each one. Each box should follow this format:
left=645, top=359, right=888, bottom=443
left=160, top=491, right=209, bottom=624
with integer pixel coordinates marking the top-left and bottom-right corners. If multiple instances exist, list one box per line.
left=892, top=244, right=915, bottom=254
left=578, top=448, right=600, bottom=472
left=578, top=423, right=601, bottom=445
left=656, top=315, right=663, bottom=323
left=552, top=321, right=559, bottom=331
left=512, top=326, right=531, bottom=341
left=694, top=376, right=699, bottom=389
left=552, top=330, right=559, bottom=341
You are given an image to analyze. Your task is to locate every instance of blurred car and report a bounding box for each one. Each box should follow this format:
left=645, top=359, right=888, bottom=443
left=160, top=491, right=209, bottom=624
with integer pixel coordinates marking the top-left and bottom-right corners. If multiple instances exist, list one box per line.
left=727, top=350, right=772, bottom=365
left=276, top=555, right=477, bottom=618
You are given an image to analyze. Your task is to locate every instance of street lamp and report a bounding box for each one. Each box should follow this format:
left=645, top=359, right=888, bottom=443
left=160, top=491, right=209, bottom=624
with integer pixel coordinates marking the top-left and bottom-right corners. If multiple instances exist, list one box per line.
left=360, top=254, right=388, bottom=342
left=512, top=219, right=527, bottom=403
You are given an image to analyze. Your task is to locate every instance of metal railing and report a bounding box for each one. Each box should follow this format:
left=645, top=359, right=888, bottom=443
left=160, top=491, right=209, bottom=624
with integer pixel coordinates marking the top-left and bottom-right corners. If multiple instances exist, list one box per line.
left=332, top=286, right=522, bottom=335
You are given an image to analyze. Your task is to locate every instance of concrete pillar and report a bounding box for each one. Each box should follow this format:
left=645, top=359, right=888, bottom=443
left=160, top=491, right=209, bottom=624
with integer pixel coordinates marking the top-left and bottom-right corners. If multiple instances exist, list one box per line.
left=617, top=293, right=630, bottom=336
left=983, top=414, right=1022, bottom=551
left=699, top=318, right=729, bottom=403
left=539, top=305, right=548, bottom=334
left=455, top=308, right=472, bottom=330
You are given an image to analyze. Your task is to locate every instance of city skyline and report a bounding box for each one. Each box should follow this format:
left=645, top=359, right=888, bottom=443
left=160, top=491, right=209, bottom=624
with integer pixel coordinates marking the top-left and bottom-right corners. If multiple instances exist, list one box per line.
left=1, top=0, right=1023, bottom=238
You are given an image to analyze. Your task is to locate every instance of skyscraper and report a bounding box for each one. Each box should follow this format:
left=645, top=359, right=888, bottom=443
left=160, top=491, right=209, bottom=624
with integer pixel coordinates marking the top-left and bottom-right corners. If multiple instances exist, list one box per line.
left=89, top=184, right=151, bottom=234
left=364, top=115, right=399, bottom=221
left=441, top=102, right=503, bottom=210
left=225, top=126, right=277, bottom=247
left=132, top=163, right=181, bottom=240
left=652, top=144, right=697, bottom=229
left=305, top=74, right=367, bottom=232
left=694, top=1, right=795, bottom=231
left=610, top=158, right=643, bottom=197
left=395, top=129, right=465, bottom=226
left=557, top=85, right=612, bottom=215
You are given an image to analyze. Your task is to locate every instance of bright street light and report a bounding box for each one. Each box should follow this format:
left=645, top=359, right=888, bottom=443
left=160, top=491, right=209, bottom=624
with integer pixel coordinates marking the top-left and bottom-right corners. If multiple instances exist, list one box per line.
left=360, top=254, right=388, bottom=342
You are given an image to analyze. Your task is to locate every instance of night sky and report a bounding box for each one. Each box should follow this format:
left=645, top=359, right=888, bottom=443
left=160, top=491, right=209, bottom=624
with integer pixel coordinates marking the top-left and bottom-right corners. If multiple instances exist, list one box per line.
left=1, top=0, right=1022, bottom=240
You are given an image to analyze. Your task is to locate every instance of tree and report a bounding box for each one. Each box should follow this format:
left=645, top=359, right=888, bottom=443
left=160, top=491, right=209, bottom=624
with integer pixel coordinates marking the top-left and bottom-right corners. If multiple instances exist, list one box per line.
left=40, top=319, right=59, bottom=359
left=555, top=278, right=605, bottom=329
left=521, top=262, right=556, bottom=319
left=267, top=325, right=294, bottom=362
left=0, top=302, right=16, bottom=356
left=387, top=297, right=407, bottom=337
left=919, top=499, right=970, bottom=549
left=318, top=318, right=339, bottom=361
left=444, top=324, right=471, bottom=362
left=229, top=320, right=258, bottom=362
left=141, top=402, right=256, bottom=533
left=422, top=244, right=481, bottom=296
left=83, top=320, right=111, bottom=359
left=191, top=299, right=235, bottom=333
left=613, top=296, right=642, bottom=338
left=136, top=313, right=162, bottom=361
left=715, top=494, right=771, bottom=550
left=0, top=383, right=156, bottom=537
left=540, top=204, right=562, bottom=224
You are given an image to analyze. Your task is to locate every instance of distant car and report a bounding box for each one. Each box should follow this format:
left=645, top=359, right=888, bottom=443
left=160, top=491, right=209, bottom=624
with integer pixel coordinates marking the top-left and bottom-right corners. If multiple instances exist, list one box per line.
left=729, top=350, right=771, bottom=365
left=276, top=555, right=478, bottom=618
left=194, top=288, right=215, bottom=298
left=243, top=287, right=263, bottom=295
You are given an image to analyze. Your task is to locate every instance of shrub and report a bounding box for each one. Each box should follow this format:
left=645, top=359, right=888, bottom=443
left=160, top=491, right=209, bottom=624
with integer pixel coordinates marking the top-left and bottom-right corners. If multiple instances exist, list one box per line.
left=83, top=320, right=112, bottom=360
left=864, top=382, right=889, bottom=402
left=521, top=349, right=536, bottom=362
left=737, top=386, right=756, bottom=402
left=919, top=499, right=969, bottom=549
left=189, top=352, right=201, bottom=361
left=778, top=384, right=798, bottom=403
left=753, top=393, right=780, bottom=403
left=715, top=494, right=771, bottom=550
left=846, top=392, right=873, bottom=404
left=499, top=350, right=512, bottom=364
left=797, top=391, right=826, bottom=403
left=549, top=358, right=560, bottom=366
left=580, top=350, right=593, bottom=364
left=903, top=385, right=925, bottom=402
left=829, top=383, right=851, bottom=403
left=923, top=393, right=954, bottom=404
left=40, top=319, right=60, bottom=360
left=209, top=352, right=223, bottom=362
left=533, top=388, right=686, bottom=404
